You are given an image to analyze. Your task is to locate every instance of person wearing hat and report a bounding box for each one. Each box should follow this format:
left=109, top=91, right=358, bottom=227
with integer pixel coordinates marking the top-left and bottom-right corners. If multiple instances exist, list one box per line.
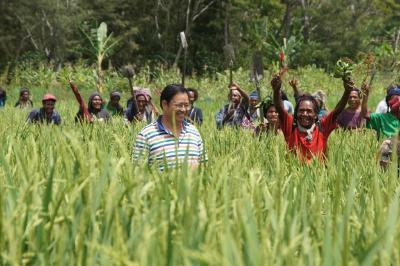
left=15, top=87, right=33, bottom=109
left=27, top=93, right=61, bottom=125
left=248, top=90, right=260, bottom=122
left=362, top=84, right=400, bottom=138
left=76, top=92, right=111, bottom=123
left=105, top=90, right=124, bottom=116
left=215, top=83, right=250, bottom=129
left=125, top=88, right=158, bottom=124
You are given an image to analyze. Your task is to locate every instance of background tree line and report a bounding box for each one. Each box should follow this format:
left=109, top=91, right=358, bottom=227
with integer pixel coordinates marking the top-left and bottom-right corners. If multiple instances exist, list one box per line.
left=0, top=0, right=399, bottom=78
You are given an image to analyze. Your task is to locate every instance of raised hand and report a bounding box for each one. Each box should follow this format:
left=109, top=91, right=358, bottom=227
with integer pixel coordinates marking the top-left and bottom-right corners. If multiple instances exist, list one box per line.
left=271, top=74, right=282, bottom=91
left=343, top=77, right=355, bottom=92
left=361, top=82, right=370, bottom=97
left=289, top=79, right=299, bottom=90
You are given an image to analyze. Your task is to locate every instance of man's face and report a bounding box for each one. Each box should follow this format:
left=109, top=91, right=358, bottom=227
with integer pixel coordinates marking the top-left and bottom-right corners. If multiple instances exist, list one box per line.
left=162, top=93, right=190, bottom=124
left=136, top=95, right=147, bottom=111
left=389, top=95, right=400, bottom=103
left=297, top=100, right=317, bottom=128
left=188, top=91, right=196, bottom=104
left=21, top=92, right=29, bottom=101
left=249, top=98, right=259, bottom=108
left=91, top=96, right=103, bottom=110
left=230, top=89, right=241, bottom=104
left=43, top=100, right=55, bottom=114
left=348, top=91, right=361, bottom=109
left=110, top=96, right=120, bottom=105
left=266, top=106, right=278, bottom=124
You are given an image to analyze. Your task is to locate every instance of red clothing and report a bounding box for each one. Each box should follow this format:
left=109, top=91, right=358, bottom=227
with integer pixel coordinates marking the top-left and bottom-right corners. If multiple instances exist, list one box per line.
left=280, top=110, right=337, bottom=161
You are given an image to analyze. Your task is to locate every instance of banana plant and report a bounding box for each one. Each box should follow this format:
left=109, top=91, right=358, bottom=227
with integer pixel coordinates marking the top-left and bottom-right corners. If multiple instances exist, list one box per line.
left=82, top=22, right=119, bottom=93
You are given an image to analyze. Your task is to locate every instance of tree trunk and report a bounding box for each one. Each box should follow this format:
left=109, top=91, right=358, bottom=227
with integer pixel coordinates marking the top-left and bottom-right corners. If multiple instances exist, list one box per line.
left=300, top=0, right=310, bottom=43
left=173, top=0, right=191, bottom=69
left=224, top=0, right=230, bottom=45
left=282, top=0, right=293, bottom=40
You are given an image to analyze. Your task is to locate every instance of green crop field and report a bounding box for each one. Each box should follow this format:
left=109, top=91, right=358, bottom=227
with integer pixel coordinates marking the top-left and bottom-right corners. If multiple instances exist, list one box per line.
left=1, top=64, right=400, bottom=265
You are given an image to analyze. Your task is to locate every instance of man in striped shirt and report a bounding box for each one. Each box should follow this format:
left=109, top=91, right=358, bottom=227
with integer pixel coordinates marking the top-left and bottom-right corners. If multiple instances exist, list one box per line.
left=133, top=84, right=207, bottom=170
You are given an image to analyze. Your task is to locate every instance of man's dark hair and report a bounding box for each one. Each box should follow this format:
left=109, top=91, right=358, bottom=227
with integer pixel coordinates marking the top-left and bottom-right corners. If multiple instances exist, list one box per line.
left=186, top=88, right=199, bottom=101
left=294, top=94, right=320, bottom=125
left=350, top=88, right=361, bottom=98
left=19, top=87, right=29, bottom=96
left=160, top=84, right=188, bottom=108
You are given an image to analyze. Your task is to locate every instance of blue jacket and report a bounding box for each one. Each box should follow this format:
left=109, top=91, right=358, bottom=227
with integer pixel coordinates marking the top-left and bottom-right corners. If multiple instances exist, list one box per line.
left=28, top=108, right=61, bottom=125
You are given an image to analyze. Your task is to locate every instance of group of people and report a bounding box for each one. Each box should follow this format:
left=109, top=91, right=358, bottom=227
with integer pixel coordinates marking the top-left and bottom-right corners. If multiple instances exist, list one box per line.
left=1, top=74, right=399, bottom=171
left=0, top=86, right=203, bottom=127
left=215, top=75, right=400, bottom=169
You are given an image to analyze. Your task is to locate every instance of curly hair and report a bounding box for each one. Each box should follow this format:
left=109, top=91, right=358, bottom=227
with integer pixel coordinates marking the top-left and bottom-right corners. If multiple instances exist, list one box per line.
left=293, top=94, right=320, bottom=126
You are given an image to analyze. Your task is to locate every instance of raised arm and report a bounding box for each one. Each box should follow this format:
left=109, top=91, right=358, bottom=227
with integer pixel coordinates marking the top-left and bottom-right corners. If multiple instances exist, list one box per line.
left=271, top=74, right=285, bottom=116
left=330, top=78, right=353, bottom=120
left=360, top=82, right=370, bottom=125
left=289, top=79, right=302, bottom=102
left=235, top=86, right=249, bottom=107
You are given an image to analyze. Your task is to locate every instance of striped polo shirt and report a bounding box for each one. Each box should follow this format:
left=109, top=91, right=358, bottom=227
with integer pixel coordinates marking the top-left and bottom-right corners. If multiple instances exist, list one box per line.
left=132, top=116, right=207, bottom=170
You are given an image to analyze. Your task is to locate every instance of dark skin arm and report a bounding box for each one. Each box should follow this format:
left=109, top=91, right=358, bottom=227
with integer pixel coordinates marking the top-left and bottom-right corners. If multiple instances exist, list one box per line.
left=360, top=82, right=370, bottom=122
left=232, top=84, right=249, bottom=107
left=289, top=79, right=302, bottom=100
left=330, top=78, right=354, bottom=121
left=271, top=74, right=285, bottom=122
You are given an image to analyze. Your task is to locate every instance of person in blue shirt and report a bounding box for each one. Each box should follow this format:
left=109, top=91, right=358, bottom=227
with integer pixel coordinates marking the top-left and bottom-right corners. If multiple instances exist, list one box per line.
left=27, top=93, right=61, bottom=125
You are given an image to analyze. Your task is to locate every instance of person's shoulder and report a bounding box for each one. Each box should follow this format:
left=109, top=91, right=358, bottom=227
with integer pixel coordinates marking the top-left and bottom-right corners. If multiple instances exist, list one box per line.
left=370, top=112, right=386, bottom=119
left=186, top=123, right=202, bottom=137
left=138, top=120, right=159, bottom=136
left=29, top=108, right=41, bottom=115
left=53, top=110, right=61, bottom=117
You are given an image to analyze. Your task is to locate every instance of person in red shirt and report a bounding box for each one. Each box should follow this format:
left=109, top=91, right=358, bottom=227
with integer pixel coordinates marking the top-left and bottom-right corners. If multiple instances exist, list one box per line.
left=271, top=74, right=353, bottom=161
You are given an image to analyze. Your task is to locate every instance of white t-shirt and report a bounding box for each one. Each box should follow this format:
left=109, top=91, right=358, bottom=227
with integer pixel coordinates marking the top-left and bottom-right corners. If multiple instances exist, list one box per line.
left=375, top=99, right=388, bottom=114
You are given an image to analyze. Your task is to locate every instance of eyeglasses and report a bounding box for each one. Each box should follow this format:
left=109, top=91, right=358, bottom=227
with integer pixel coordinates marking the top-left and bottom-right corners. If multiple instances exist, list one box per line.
left=171, top=102, right=191, bottom=110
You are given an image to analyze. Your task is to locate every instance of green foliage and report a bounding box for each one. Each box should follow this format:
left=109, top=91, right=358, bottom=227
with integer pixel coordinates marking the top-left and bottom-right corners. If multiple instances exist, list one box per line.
left=334, top=59, right=355, bottom=79
left=0, top=0, right=399, bottom=74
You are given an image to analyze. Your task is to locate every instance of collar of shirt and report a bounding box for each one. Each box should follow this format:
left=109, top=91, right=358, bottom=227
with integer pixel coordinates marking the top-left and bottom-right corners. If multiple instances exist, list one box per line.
left=156, top=116, right=188, bottom=136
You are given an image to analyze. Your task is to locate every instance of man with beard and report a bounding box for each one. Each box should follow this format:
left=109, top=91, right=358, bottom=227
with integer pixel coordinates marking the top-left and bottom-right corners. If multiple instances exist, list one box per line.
left=27, top=93, right=61, bottom=125
left=271, top=74, right=353, bottom=162
left=133, top=84, right=207, bottom=170
left=215, top=83, right=249, bottom=129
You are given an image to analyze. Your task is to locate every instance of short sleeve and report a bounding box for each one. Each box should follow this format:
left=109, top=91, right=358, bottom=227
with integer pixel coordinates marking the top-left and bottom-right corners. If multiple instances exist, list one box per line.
left=366, top=113, right=381, bottom=131
left=279, top=109, right=294, bottom=140
left=320, top=111, right=338, bottom=136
